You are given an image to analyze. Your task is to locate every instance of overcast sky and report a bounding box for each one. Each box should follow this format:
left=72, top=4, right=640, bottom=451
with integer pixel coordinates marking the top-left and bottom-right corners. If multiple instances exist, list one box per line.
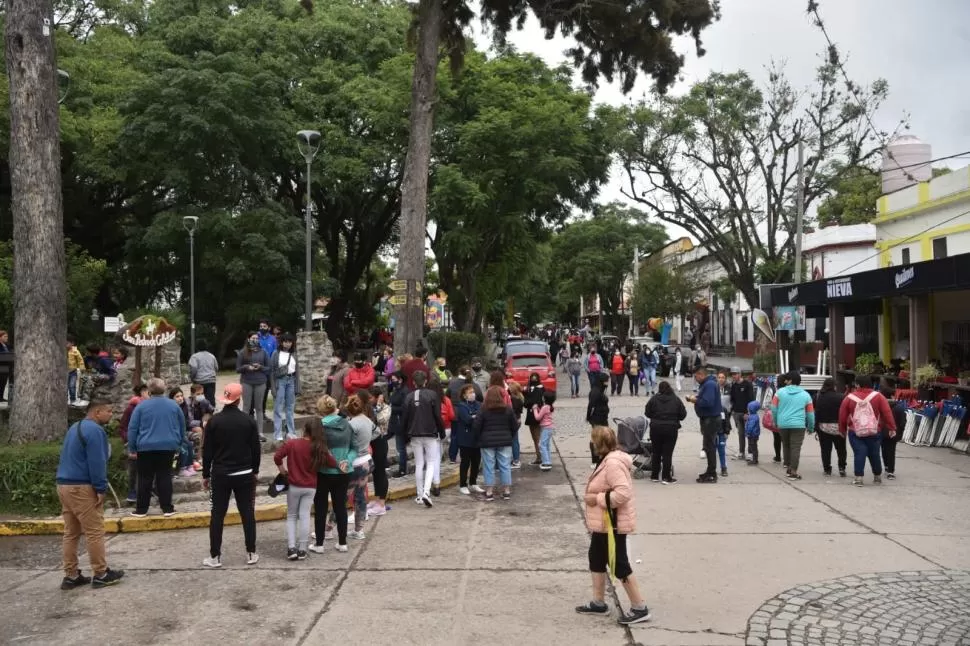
left=470, top=0, right=970, bottom=237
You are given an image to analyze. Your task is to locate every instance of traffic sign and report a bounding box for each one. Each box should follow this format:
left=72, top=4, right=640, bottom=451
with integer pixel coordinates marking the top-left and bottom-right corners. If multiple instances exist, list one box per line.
left=389, top=295, right=407, bottom=305
left=390, top=280, right=407, bottom=292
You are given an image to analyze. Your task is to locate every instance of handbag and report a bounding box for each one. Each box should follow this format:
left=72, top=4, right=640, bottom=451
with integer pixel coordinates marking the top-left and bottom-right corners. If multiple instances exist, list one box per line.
left=604, top=491, right=617, bottom=580
left=818, top=422, right=840, bottom=436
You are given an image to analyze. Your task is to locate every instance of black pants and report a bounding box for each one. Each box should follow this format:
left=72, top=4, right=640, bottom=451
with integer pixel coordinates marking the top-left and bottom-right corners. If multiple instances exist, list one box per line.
left=649, top=428, right=677, bottom=480
left=202, top=382, right=216, bottom=408
left=748, top=435, right=759, bottom=463
left=459, top=446, right=481, bottom=487
left=773, top=431, right=782, bottom=460
left=209, top=473, right=257, bottom=556
left=135, top=450, right=175, bottom=514
left=589, top=531, right=632, bottom=580
left=700, top=416, right=720, bottom=476
left=818, top=431, right=847, bottom=473
left=611, top=373, right=623, bottom=395
left=315, top=472, right=350, bottom=546
left=0, top=374, right=7, bottom=400
left=627, top=374, right=639, bottom=396
left=370, top=436, right=389, bottom=499
left=882, top=432, right=899, bottom=473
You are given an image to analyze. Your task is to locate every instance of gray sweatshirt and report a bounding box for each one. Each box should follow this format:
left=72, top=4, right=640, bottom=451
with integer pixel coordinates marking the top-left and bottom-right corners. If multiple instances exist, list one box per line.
left=348, top=415, right=376, bottom=455
left=188, top=351, right=219, bottom=384
left=236, top=348, right=270, bottom=385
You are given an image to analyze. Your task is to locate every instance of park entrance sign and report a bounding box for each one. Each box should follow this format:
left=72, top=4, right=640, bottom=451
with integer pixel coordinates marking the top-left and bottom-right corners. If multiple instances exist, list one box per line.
left=120, top=315, right=179, bottom=347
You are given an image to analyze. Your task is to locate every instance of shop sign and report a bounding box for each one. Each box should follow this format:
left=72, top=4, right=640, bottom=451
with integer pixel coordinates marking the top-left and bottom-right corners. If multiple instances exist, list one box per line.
left=894, top=266, right=915, bottom=289
left=826, top=278, right=853, bottom=299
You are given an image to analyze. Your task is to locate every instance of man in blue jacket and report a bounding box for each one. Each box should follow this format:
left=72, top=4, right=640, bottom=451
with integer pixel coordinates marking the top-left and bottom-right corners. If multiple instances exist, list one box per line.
left=129, top=378, right=186, bottom=517
left=56, top=400, right=125, bottom=589
left=687, top=367, right=722, bottom=483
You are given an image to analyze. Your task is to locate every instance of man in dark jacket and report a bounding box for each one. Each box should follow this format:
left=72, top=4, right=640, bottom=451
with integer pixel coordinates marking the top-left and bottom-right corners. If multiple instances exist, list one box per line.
left=687, top=368, right=722, bottom=483
left=202, top=383, right=262, bottom=568
left=402, top=371, right=444, bottom=507
left=387, top=372, right=411, bottom=478
left=586, top=372, right=610, bottom=467
left=729, top=367, right=756, bottom=460
left=447, top=366, right=484, bottom=405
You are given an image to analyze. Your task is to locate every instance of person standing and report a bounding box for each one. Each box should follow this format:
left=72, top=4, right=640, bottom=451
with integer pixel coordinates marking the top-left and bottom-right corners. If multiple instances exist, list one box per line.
left=257, top=320, right=278, bottom=421
left=387, top=371, right=410, bottom=478
left=838, top=377, right=896, bottom=486
left=128, top=378, right=185, bottom=517
left=584, top=344, right=603, bottom=392
left=343, top=351, right=376, bottom=397
left=236, top=332, right=271, bottom=440
left=345, top=394, right=377, bottom=540
left=119, top=384, right=148, bottom=503
left=402, top=347, right=431, bottom=389
left=880, top=382, right=906, bottom=480
left=814, top=377, right=847, bottom=477
left=454, top=384, right=484, bottom=495
left=471, top=360, right=490, bottom=392
left=532, top=391, right=557, bottom=471
left=645, top=381, right=686, bottom=483
left=770, top=372, right=816, bottom=481
left=270, top=333, right=301, bottom=442
left=686, top=367, right=721, bottom=483
left=0, top=329, right=9, bottom=402
left=188, top=340, right=219, bottom=407
left=56, top=400, right=125, bottom=589
left=67, top=337, right=85, bottom=405
left=472, top=386, right=518, bottom=501
left=366, top=386, right=391, bottom=516
left=609, top=349, right=625, bottom=397
left=402, top=370, right=445, bottom=508
left=586, top=372, right=610, bottom=468
left=566, top=351, right=583, bottom=398
left=523, top=373, right=546, bottom=466
left=507, top=380, right=525, bottom=468
left=625, top=352, right=640, bottom=397
left=729, top=367, right=755, bottom=460
left=642, top=346, right=659, bottom=396
left=672, top=348, right=683, bottom=392
left=447, top=366, right=483, bottom=406
left=202, top=383, right=262, bottom=567
left=744, top=401, right=762, bottom=466
left=310, top=396, right=354, bottom=553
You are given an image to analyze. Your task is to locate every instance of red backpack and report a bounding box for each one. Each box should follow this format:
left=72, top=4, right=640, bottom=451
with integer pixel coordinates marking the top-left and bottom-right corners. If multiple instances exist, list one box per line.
left=762, top=408, right=777, bottom=432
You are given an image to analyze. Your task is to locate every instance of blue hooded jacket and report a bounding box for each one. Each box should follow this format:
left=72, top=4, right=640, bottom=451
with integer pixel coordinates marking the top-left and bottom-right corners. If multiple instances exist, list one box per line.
left=745, top=401, right=761, bottom=439
left=453, top=400, right=481, bottom=448
left=694, top=375, right=722, bottom=418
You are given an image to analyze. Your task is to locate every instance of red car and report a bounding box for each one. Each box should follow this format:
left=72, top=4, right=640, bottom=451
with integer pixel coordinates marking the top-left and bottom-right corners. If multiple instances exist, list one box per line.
left=505, top=352, right=557, bottom=392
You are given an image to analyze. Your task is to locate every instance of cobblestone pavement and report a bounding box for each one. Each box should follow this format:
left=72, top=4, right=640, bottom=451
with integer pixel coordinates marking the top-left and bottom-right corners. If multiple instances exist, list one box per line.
left=747, top=570, right=970, bottom=646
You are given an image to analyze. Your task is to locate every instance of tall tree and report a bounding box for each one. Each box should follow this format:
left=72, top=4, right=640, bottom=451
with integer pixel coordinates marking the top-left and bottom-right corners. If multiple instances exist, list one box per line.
left=388, top=0, right=719, bottom=353
left=816, top=165, right=880, bottom=227
left=632, top=264, right=704, bottom=324
left=615, top=63, right=894, bottom=307
left=5, top=0, right=68, bottom=441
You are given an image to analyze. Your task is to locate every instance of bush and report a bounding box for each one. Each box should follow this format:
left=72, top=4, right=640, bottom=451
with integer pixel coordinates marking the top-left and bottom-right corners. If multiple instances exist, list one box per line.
left=0, top=438, right=129, bottom=516
left=752, top=352, right=778, bottom=374
left=427, top=331, right=485, bottom=371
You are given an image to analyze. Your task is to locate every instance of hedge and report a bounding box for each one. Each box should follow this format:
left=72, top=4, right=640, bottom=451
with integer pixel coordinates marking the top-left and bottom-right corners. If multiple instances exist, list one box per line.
left=0, top=437, right=129, bottom=516
left=427, top=331, right=486, bottom=372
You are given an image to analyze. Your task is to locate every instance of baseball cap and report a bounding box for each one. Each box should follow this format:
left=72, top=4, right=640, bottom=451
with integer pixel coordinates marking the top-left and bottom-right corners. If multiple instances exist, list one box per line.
left=730, top=366, right=742, bottom=374
left=219, top=383, right=243, bottom=405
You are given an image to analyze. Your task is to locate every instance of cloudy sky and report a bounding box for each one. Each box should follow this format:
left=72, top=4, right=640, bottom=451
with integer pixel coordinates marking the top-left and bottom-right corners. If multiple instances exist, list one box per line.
left=471, top=0, right=970, bottom=224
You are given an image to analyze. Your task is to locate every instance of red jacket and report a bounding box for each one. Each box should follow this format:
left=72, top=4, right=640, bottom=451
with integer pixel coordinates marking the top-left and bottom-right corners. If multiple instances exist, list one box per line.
left=402, top=358, right=429, bottom=389
left=274, top=437, right=336, bottom=489
left=119, top=396, right=143, bottom=444
left=343, top=364, right=375, bottom=396
left=610, top=354, right=625, bottom=375
left=441, top=397, right=455, bottom=429
left=838, top=388, right=896, bottom=436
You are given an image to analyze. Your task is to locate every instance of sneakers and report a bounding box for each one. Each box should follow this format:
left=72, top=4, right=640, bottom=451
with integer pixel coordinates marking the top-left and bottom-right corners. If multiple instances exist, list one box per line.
left=696, top=473, right=717, bottom=484
left=618, top=606, right=652, bottom=625
left=470, top=484, right=485, bottom=494
left=839, top=470, right=846, bottom=477
left=415, top=496, right=426, bottom=505
left=501, top=491, right=511, bottom=500
left=662, top=477, right=677, bottom=485
left=60, top=571, right=92, bottom=590
left=484, top=493, right=495, bottom=502
left=886, top=472, right=896, bottom=480
left=246, top=552, right=259, bottom=565
left=297, top=550, right=308, bottom=560
left=747, top=460, right=759, bottom=466
left=91, top=568, right=125, bottom=588
left=392, top=471, right=407, bottom=479
left=721, top=468, right=728, bottom=477
left=287, top=548, right=299, bottom=561
left=853, top=477, right=863, bottom=487
left=530, top=458, right=541, bottom=466
left=540, top=464, right=552, bottom=471
left=308, top=544, right=325, bottom=554
left=335, top=544, right=348, bottom=553
left=510, top=461, right=521, bottom=470
left=772, top=456, right=782, bottom=463
left=873, top=475, right=882, bottom=484
left=347, top=529, right=366, bottom=540
left=203, top=555, right=222, bottom=568
left=308, top=530, right=333, bottom=542
left=430, top=486, right=441, bottom=497
left=459, top=486, right=471, bottom=495
left=367, top=502, right=387, bottom=516
left=823, top=468, right=832, bottom=476
left=422, top=495, right=433, bottom=508
left=178, top=467, right=196, bottom=478
left=129, top=511, right=148, bottom=518
left=163, top=510, right=177, bottom=517
left=649, top=477, right=660, bottom=483
left=576, top=601, right=609, bottom=615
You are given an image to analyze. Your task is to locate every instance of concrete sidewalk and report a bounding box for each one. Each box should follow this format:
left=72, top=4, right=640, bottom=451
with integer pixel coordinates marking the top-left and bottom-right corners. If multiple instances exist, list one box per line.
left=2, top=375, right=969, bottom=645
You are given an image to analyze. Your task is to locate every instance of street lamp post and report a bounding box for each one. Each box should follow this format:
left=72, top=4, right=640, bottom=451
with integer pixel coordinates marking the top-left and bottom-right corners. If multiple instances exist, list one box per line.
left=297, top=130, right=321, bottom=332
left=182, top=216, right=199, bottom=355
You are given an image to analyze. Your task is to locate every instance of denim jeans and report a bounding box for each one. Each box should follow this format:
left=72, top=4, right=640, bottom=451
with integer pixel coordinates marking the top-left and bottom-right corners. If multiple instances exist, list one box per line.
left=644, top=365, right=657, bottom=392
left=273, top=376, right=297, bottom=439
left=67, top=370, right=78, bottom=402
left=587, top=372, right=599, bottom=391
left=512, top=427, right=520, bottom=462
left=716, top=432, right=727, bottom=470
left=481, top=446, right=513, bottom=487
left=539, top=427, right=554, bottom=465
left=570, top=373, right=581, bottom=396
left=394, top=432, right=408, bottom=474
left=848, top=431, right=883, bottom=477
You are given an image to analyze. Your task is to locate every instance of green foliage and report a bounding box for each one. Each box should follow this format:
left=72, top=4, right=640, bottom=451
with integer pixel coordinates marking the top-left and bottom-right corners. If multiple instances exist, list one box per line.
left=816, top=166, right=880, bottom=227
left=632, top=264, right=703, bottom=322
left=752, top=352, right=778, bottom=374
left=710, top=277, right=737, bottom=306
left=0, top=438, right=128, bottom=516
left=854, top=352, right=882, bottom=375
left=426, top=331, right=485, bottom=370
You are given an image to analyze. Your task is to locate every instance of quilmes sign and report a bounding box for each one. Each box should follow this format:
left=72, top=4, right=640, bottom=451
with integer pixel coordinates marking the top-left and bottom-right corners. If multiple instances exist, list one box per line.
left=826, top=277, right=854, bottom=299
left=787, top=287, right=799, bottom=303
left=895, top=266, right=915, bottom=289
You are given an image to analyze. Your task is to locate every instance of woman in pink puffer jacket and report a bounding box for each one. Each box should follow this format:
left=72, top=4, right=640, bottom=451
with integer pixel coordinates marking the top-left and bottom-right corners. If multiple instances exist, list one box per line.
left=576, top=426, right=652, bottom=625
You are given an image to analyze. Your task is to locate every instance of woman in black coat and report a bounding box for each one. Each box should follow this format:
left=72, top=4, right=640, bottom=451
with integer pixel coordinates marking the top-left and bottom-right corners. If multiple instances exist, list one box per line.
left=387, top=372, right=410, bottom=478
left=523, top=372, right=546, bottom=466
left=644, top=381, right=687, bottom=483
left=814, top=377, right=846, bottom=477
left=586, top=372, right=610, bottom=467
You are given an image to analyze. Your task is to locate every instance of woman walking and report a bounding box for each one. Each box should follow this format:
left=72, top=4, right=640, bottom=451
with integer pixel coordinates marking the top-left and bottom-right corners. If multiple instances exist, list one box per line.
left=880, top=381, right=906, bottom=480
left=388, top=371, right=410, bottom=478
left=472, top=386, right=518, bottom=501
left=507, top=380, right=524, bottom=469
left=345, top=394, right=378, bottom=540
left=454, top=384, right=484, bottom=495
left=236, top=332, right=271, bottom=440
left=566, top=351, right=583, bottom=398
left=814, top=377, right=846, bottom=477
left=270, top=333, right=300, bottom=441
left=673, top=348, right=683, bottom=392
left=644, top=381, right=686, bottom=483
left=770, top=372, right=815, bottom=481
left=586, top=372, right=610, bottom=467
left=367, top=386, right=391, bottom=515
left=310, top=396, right=353, bottom=554
left=523, top=373, right=546, bottom=466
left=576, top=425, right=651, bottom=625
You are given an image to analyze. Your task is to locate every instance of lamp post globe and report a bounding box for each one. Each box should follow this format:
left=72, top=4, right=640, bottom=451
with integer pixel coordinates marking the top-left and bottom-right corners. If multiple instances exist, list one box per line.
left=182, top=216, right=199, bottom=354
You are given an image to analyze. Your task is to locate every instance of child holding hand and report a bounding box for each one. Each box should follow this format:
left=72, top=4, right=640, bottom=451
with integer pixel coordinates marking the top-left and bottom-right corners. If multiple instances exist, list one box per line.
left=532, top=391, right=557, bottom=471
left=744, top=401, right=761, bottom=465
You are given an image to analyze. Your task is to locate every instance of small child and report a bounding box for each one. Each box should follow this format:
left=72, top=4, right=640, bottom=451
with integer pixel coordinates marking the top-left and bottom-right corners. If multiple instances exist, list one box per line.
left=532, top=391, right=557, bottom=471
left=189, top=383, right=214, bottom=469
left=66, top=337, right=84, bottom=405
left=717, top=372, right=731, bottom=477
left=744, top=401, right=761, bottom=465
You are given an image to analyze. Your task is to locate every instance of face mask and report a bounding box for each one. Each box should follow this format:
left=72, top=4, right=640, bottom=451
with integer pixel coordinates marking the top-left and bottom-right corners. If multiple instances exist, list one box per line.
left=354, top=361, right=364, bottom=368
left=248, top=340, right=259, bottom=349
left=195, top=395, right=205, bottom=402
left=465, top=394, right=476, bottom=402
left=473, top=366, right=482, bottom=372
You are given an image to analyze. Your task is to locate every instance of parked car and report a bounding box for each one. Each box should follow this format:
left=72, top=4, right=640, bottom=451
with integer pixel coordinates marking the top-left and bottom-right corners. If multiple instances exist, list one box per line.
left=505, top=352, right=557, bottom=392
left=500, top=339, right=549, bottom=362
left=598, top=335, right=620, bottom=351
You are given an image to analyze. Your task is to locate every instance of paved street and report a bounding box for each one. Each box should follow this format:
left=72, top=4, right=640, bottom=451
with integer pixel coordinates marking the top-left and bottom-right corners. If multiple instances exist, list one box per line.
left=2, top=374, right=970, bottom=645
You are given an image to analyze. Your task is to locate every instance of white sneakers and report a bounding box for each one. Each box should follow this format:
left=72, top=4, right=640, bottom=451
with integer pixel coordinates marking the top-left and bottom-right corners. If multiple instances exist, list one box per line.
left=347, top=529, right=366, bottom=540
left=459, top=487, right=471, bottom=495
left=202, top=556, right=221, bottom=568
left=308, top=544, right=325, bottom=554
left=470, top=485, right=485, bottom=494
left=246, top=552, right=259, bottom=565
left=335, top=544, right=348, bottom=553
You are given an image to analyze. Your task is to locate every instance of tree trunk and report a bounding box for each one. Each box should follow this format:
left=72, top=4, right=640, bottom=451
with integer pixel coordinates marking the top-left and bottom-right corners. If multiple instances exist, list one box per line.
left=6, top=0, right=68, bottom=442
left=392, top=0, right=442, bottom=356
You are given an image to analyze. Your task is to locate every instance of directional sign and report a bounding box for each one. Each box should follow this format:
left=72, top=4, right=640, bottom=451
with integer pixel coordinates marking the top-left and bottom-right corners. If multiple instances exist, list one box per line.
left=389, top=295, right=407, bottom=306
left=390, top=280, right=407, bottom=292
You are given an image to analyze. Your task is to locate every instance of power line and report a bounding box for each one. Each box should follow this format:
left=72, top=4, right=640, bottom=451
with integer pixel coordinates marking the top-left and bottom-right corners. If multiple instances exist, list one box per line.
left=806, top=2, right=920, bottom=185
left=882, top=150, right=970, bottom=172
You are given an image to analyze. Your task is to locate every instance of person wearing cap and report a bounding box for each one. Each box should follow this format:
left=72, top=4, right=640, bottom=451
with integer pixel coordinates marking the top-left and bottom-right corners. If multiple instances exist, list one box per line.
left=128, top=377, right=186, bottom=518
left=202, top=383, right=262, bottom=568
left=728, top=367, right=756, bottom=461
left=471, top=360, right=490, bottom=392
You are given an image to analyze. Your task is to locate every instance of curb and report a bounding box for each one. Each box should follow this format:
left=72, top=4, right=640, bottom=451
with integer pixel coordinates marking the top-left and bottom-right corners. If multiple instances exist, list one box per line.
left=0, top=471, right=460, bottom=537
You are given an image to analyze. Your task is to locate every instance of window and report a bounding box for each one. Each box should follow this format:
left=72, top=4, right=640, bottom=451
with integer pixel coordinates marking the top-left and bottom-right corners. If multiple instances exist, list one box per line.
left=741, top=314, right=749, bottom=341
left=901, top=248, right=910, bottom=265
left=933, top=237, right=948, bottom=259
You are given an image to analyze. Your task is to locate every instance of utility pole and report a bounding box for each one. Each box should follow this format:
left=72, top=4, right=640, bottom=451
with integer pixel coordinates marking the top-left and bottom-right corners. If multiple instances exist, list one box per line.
left=794, top=139, right=805, bottom=285
left=630, top=245, right=639, bottom=337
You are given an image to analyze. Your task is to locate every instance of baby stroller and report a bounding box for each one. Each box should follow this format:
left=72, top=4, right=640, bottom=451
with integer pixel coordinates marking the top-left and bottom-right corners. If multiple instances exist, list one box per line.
left=614, top=416, right=652, bottom=479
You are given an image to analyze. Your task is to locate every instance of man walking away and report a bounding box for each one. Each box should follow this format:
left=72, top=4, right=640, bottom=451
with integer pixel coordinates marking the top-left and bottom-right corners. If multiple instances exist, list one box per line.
left=402, top=370, right=445, bottom=507
left=128, top=378, right=185, bottom=517
left=566, top=352, right=583, bottom=398
left=838, top=376, right=896, bottom=487
left=56, top=400, right=125, bottom=589
left=770, top=372, right=816, bottom=481
left=729, top=367, right=755, bottom=460
left=188, top=340, right=219, bottom=407
left=687, top=367, right=721, bottom=483
left=202, top=383, right=262, bottom=567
